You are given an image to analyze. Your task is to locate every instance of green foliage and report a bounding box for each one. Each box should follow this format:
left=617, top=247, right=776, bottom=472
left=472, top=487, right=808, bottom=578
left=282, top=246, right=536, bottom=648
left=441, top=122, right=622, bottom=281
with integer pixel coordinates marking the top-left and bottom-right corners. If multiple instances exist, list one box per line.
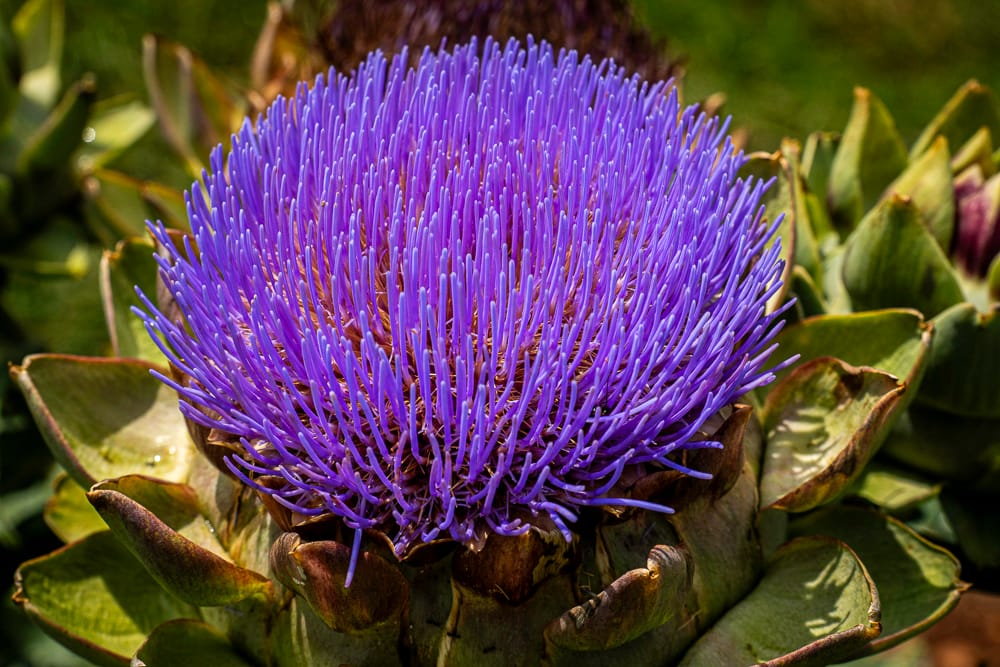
left=633, top=0, right=1000, bottom=151
left=775, top=76, right=1000, bottom=591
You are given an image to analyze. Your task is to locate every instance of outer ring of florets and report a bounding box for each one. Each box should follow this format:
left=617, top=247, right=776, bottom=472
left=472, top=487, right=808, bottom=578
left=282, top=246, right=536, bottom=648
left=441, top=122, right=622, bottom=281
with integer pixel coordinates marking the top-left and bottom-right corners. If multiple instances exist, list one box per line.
left=137, top=37, right=787, bottom=562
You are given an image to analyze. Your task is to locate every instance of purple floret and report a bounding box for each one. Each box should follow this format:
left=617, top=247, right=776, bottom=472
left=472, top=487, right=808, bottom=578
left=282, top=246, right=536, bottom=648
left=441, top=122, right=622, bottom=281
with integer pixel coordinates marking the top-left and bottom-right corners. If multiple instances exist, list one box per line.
left=137, top=38, right=787, bottom=579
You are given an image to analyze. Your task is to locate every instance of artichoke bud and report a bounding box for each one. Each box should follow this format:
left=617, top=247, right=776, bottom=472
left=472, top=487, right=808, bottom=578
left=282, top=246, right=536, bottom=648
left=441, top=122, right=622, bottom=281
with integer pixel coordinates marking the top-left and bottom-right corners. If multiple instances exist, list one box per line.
left=953, top=165, right=1000, bottom=279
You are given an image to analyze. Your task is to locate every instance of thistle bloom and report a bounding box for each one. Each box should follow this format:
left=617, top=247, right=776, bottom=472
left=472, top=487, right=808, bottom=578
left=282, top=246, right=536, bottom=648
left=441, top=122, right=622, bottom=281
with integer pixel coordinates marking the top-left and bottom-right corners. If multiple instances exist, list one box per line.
left=138, top=38, right=786, bottom=582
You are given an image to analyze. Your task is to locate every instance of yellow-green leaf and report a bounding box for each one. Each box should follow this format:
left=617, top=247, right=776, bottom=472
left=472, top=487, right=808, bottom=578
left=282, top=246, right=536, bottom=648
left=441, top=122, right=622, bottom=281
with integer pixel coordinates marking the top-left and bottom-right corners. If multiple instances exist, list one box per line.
left=766, top=309, right=932, bottom=389
left=11, top=354, right=193, bottom=487
left=12, top=0, right=63, bottom=107
left=13, top=531, right=196, bottom=667
left=43, top=473, right=106, bottom=543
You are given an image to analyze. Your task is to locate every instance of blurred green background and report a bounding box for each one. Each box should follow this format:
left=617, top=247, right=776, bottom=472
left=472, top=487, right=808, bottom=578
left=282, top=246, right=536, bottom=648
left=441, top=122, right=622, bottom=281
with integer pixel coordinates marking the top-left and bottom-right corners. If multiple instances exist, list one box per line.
left=634, top=0, right=1000, bottom=149
left=0, top=1, right=997, bottom=665
left=3, top=0, right=997, bottom=163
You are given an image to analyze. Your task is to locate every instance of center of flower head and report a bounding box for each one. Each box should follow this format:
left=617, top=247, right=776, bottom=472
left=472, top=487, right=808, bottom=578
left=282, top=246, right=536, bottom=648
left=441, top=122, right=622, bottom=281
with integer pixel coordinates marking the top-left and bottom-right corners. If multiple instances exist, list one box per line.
left=138, top=38, right=786, bottom=571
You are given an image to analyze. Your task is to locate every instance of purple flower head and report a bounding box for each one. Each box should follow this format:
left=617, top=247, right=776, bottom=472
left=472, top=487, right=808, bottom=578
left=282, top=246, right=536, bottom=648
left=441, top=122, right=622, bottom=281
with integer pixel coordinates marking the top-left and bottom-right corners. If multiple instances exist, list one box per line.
left=138, top=38, right=787, bottom=582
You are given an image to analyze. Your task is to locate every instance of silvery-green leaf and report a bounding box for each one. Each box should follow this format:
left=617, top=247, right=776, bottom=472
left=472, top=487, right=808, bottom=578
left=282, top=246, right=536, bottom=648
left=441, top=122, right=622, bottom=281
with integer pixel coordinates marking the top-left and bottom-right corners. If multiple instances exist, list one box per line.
left=678, top=536, right=881, bottom=667
left=828, top=87, right=908, bottom=231
left=917, top=302, right=1000, bottom=418
left=842, top=195, right=963, bottom=318
left=880, top=136, right=955, bottom=251
left=792, top=505, right=965, bottom=655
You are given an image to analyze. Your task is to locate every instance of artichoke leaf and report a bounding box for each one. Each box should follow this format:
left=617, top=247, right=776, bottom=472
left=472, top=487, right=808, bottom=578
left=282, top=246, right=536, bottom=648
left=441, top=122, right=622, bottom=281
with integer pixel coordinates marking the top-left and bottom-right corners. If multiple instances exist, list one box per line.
left=77, top=99, right=155, bottom=171
left=545, top=406, right=761, bottom=664
left=670, top=448, right=763, bottom=629
left=847, top=462, right=941, bottom=512
left=132, top=619, right=254, bottom=667
left=760, top=358, right=906, bottom=512
left=11, top=353, right=194, bottom=487
left=789, top=264, right=828, bottom=321
left=270, top=531, right=410, bottom=634
left=782, top=138, right=823, bottom=283
left=272, top=596, right=405, bottom=667
left=11, top=0, right=63, bottom=108
left=951, top=126, right=995, bottom=177
left=545, top=544, right=698, bottom=663
left=16, top=74, right=95, bottom=175
left=828, top=87, right=908, bottom=231
left=880, top=136, right=955, bottom=251
left=842, top=195, right=964, bottom=318
left=911, top=79, right=1000, bottom=160
left=917, top=302, right=1000, bottom=418
left=765, top=309, right=932, bottom=391
left=940, top=488, right=1000, bottom=573
left=677, top=536, right=881, bottom=667
left=13, top=530, right=196, bottom=667
left=84, top=170, right=159, bottom=240
left=882, top=404, right=1000, bottom=489
left=818, top=243, right=852, bottom=314
left=739, top=150, right=796, bottom=313
left=791, top=506, right=965, bottom=655
left=99, top=237, right=164, bottom=363
left=142, top=35, right=245, bottom=179
left=182, top=453, right=274, bottom=573
left=435, top=522, right=579, bottom=664
left=801, top=131, right=838, bottom=211
left=43, top=472, right=106, bottom=543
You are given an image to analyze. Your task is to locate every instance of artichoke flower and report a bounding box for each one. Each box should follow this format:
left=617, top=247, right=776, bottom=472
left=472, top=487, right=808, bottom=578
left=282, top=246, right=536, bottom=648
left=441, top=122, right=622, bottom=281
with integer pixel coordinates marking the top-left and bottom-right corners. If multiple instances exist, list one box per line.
left=778, top=80, right=1000, bottom=583
left=11, top=40, right=964, bottom=667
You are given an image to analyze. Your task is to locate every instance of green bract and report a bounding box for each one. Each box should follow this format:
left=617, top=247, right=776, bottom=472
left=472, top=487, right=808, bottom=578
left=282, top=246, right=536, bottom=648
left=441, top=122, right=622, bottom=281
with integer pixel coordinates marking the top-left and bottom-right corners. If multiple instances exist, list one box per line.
left=8, top=234, right=963, bottom=665
left=779, top=79, right=1000, bottom=585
